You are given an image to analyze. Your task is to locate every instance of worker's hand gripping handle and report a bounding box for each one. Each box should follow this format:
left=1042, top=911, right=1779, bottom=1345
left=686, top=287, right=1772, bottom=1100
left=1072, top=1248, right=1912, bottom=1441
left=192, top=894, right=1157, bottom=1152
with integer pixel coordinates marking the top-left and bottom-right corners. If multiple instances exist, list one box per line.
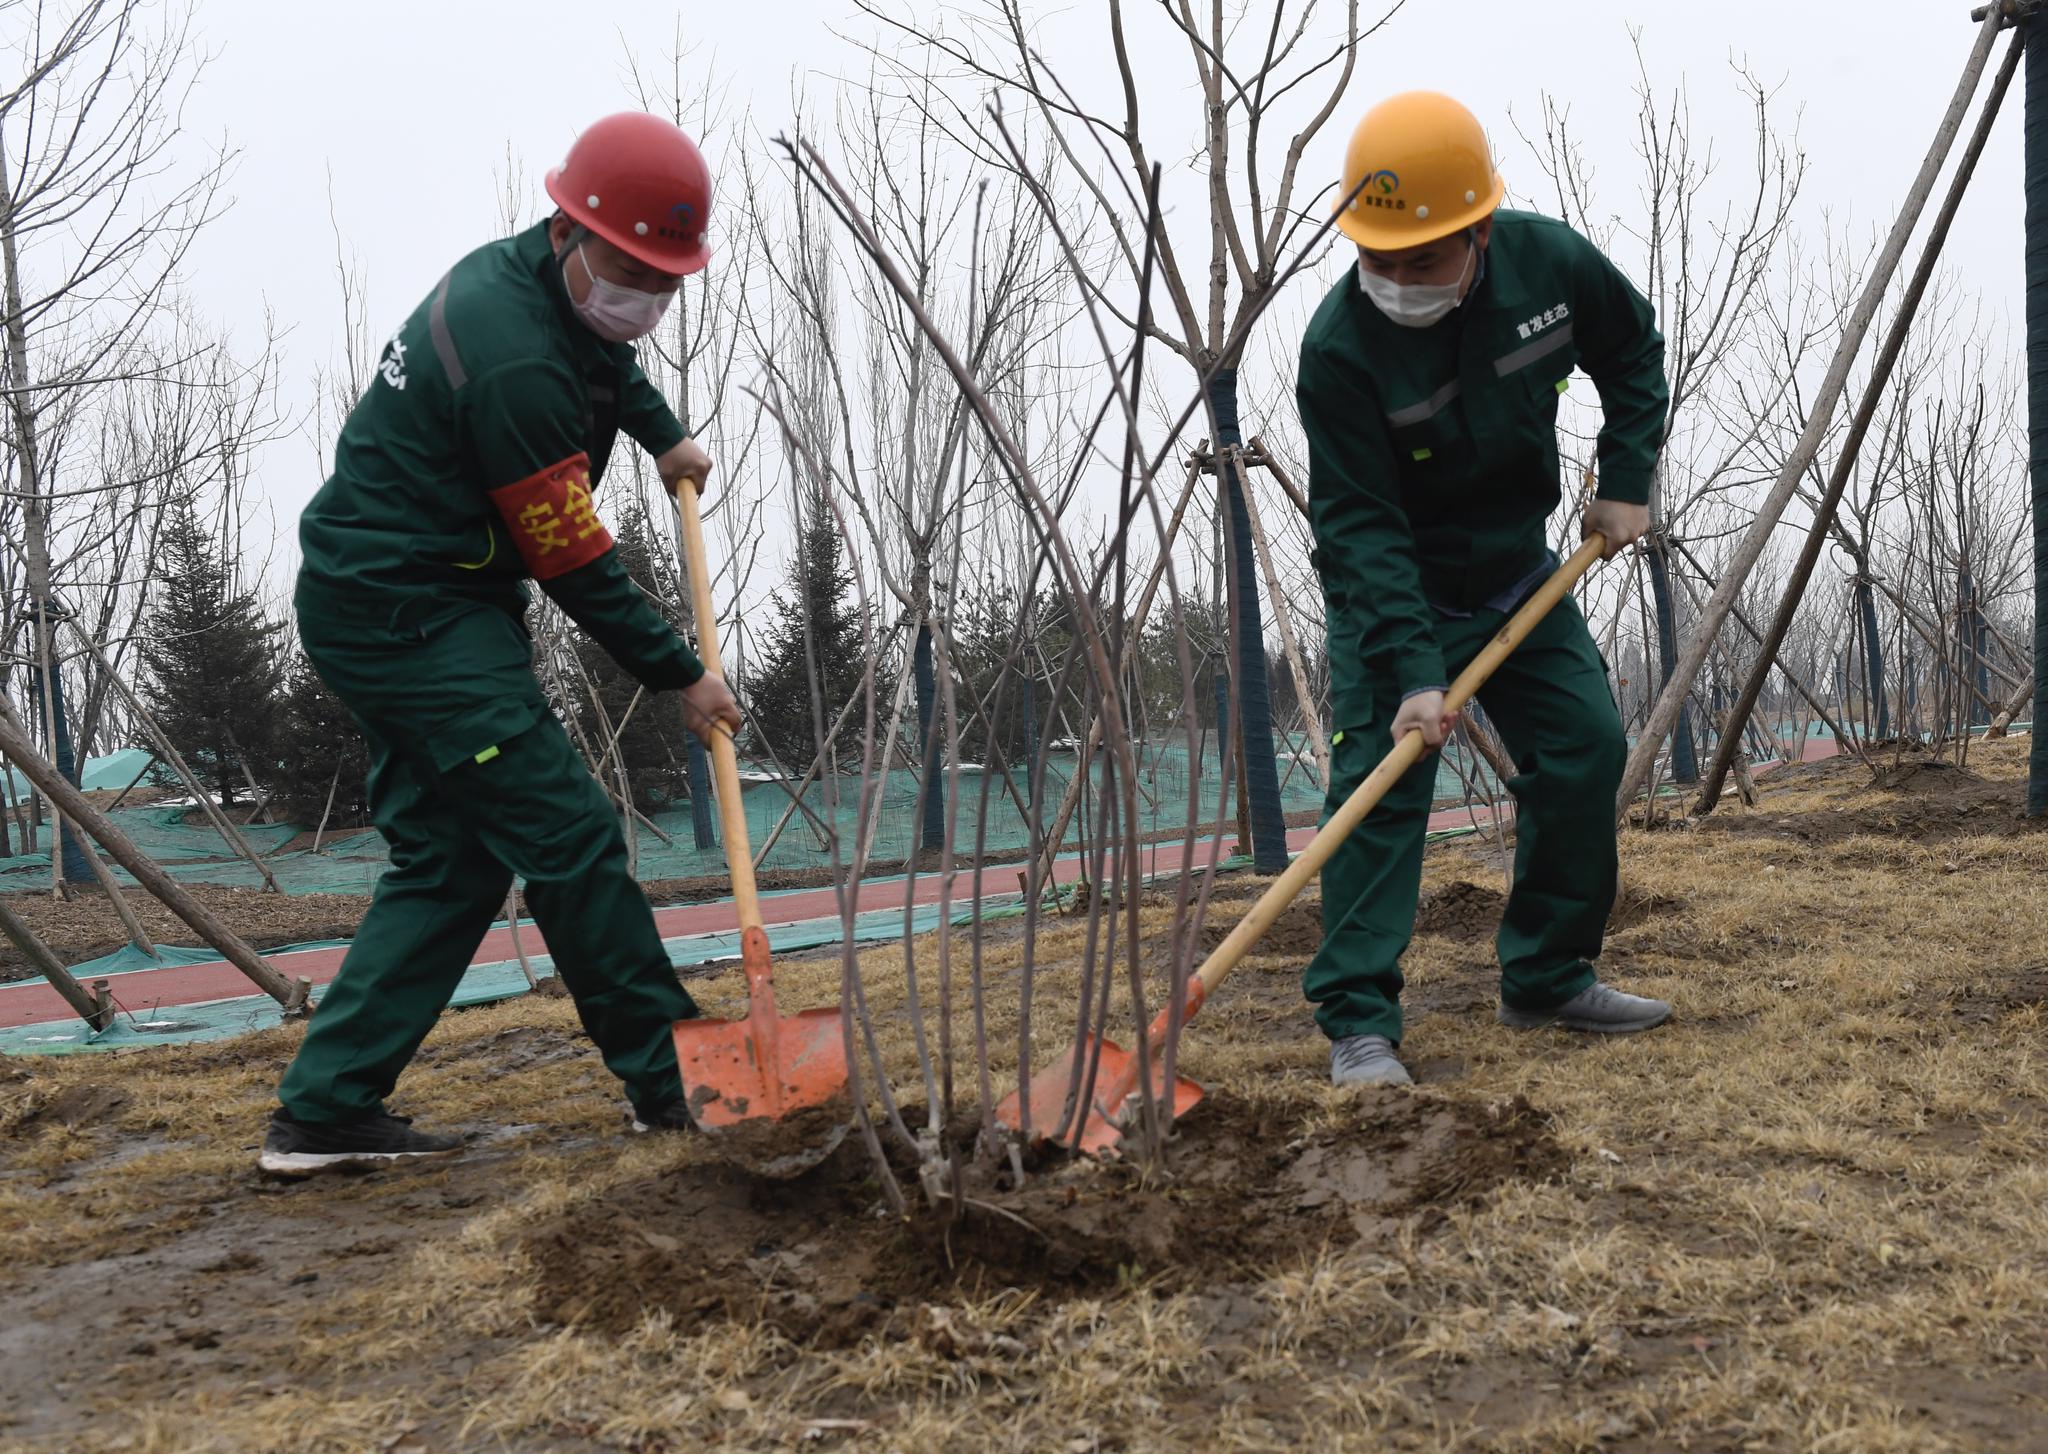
left=1181, top=534, right=1608, bottom=1009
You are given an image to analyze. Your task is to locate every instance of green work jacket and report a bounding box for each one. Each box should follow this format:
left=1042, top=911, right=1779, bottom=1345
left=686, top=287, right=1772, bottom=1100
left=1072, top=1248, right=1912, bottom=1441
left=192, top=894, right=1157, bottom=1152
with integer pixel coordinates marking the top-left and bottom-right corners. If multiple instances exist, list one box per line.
left=1297, top=209, right=1667, bottom=724
left=297, top=221, right=703, bottom=762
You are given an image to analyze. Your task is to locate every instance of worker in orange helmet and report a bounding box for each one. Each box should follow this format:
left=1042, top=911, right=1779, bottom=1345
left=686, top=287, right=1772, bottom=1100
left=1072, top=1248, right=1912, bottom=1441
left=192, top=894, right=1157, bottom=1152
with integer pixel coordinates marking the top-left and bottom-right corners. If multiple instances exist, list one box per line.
left=262, top=114, right=741, bottom=1174
left=1299, top=93, right=1675, bottom=1090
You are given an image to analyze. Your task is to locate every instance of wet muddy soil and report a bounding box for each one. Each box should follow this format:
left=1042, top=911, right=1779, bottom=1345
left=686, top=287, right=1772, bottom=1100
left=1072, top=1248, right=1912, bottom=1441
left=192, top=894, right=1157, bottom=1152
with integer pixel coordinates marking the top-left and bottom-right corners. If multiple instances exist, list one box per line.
left=525, top=1089, right=1563, bottom=1347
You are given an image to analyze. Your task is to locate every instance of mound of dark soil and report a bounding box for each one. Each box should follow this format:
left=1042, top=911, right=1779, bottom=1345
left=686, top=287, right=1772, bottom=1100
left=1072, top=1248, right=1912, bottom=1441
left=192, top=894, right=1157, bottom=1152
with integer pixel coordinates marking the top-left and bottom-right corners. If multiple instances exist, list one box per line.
left=1199, top=896, right=1323, bottom=959
left=524, top=1089, right=1563, bottom=1347
left=1188, top=879, right=1508, bottom=964
left=1415, top=881, right=1507, bottom=942
left=1702, top=756, right=2043, bottom=847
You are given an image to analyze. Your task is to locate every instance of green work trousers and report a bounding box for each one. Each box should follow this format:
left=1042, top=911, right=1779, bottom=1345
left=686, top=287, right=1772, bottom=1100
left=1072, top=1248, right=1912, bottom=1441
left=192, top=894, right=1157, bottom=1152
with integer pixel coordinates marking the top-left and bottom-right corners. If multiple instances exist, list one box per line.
left=277, top=602, right=698, bottom=1123
left=1303, top=595, right=1623, bottom=1044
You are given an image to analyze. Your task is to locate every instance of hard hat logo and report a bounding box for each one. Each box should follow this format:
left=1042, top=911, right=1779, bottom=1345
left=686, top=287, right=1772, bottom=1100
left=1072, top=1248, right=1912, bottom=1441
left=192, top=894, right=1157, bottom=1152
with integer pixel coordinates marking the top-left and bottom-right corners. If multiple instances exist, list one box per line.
left=1336, top=92, right=1502, bottom=251
left=657, top=201, right=702, bottom=247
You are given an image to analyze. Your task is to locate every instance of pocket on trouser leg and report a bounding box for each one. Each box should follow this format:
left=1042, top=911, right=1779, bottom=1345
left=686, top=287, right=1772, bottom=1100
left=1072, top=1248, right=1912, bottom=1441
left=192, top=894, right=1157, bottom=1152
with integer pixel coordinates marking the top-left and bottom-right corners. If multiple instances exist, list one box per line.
left=444, top=719, right=626, bottom=885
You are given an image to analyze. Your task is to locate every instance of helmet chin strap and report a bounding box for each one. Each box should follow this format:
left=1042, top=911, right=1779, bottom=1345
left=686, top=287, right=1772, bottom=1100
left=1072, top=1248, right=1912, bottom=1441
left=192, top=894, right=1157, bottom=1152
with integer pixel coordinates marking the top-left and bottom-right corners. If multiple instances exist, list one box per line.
left=1462, top=227, right=1488, bottom=300
left=553, top=220, right=594, bottom=265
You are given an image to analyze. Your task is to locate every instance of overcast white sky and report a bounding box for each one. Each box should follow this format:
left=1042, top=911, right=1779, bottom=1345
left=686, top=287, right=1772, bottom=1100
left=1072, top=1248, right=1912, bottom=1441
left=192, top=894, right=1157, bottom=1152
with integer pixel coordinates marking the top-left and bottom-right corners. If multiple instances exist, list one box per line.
left=171, top=0, right=2026, bottom=563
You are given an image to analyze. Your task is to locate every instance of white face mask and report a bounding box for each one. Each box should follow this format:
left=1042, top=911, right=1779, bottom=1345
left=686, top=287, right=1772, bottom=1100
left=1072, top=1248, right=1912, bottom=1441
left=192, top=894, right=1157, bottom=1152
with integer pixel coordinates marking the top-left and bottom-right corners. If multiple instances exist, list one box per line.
left=570, top=245, right=675, bottom=342
left=1357, top=237, right=1476, bottom=329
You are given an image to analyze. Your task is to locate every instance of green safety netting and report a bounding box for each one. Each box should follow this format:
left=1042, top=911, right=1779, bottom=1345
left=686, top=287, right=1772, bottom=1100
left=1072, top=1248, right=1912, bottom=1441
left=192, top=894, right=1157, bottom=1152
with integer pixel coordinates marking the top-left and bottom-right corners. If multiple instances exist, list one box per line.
left=5, top=723, right=2035, bottom=897
left=619, top=737, right=1356, bottom=884
left=4, top=735, right=1497, bottom=897
left=106, top=804, right=303, bottom=860
left=2, top=746, right=157, bottom=799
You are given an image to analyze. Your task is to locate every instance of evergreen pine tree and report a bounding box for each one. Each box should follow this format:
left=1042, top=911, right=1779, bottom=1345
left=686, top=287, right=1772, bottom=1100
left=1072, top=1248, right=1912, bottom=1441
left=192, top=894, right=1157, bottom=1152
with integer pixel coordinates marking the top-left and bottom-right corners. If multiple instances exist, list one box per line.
left=270, top=652, right=373, bottom=827
left=951, top=586, right=1066, bottom=767
left=745, top=491, right=866, bottom=767
left=1139, top=597, right=1226, bottom=727
left=141, top=503, right=285, bottom=809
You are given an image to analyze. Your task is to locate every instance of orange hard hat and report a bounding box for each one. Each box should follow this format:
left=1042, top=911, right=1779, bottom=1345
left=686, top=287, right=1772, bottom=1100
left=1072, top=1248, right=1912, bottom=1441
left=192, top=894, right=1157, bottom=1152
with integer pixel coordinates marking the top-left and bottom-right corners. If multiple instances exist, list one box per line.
left=545, top=112, right=712, bottom=276
left=1334, top=92, right=1504, bottom=251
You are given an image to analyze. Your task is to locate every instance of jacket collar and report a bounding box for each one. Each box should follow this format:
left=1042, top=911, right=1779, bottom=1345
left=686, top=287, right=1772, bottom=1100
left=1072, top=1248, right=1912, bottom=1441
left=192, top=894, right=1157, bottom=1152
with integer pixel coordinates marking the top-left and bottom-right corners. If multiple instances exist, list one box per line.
left=1467, top=227, right=1523, bottom=313
left=516, top=220, right=630, bottom=372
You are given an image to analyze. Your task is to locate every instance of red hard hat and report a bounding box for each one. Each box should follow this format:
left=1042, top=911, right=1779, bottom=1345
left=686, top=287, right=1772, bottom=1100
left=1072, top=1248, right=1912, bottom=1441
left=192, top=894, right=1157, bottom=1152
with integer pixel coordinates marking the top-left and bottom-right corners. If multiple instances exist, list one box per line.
left=545, top=112, right=712, bottom=276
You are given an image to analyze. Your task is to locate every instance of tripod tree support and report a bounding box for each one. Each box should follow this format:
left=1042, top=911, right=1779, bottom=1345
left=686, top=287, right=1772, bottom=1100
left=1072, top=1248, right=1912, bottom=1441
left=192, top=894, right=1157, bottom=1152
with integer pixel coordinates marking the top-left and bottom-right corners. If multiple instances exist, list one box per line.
left=1619, top=3, right=2010, bottom=817
left=1697, top=20, right=2023, bottom=812
left=0, top=697, right=303, bottom=1013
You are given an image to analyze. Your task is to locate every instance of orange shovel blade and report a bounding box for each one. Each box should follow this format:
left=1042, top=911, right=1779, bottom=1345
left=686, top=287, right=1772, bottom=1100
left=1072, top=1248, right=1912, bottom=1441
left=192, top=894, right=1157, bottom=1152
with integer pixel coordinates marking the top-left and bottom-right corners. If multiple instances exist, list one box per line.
left=671, top=925, right=849, bottom=1131
left=672, top=1005, right=848, bottom=1128
left=994, top=1033, right=1204, bottom=1158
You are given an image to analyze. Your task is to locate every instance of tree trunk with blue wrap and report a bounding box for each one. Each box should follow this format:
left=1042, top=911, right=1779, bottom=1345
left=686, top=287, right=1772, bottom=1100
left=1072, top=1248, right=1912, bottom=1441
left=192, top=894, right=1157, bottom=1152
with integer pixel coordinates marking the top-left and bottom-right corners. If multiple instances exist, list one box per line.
left=1855, top=574, right=1890, bottom=739
left=28, top=639, right=92, bottom=884
left=686, top=735, right=715, bottom=849
left=1208, top=369, right=1290, bottom=872
left=915, top=618, right=944, bottom=853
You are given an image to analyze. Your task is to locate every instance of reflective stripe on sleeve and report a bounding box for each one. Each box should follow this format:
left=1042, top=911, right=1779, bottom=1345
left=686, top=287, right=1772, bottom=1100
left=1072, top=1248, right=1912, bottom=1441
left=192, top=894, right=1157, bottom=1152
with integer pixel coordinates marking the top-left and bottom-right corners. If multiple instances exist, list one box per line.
left=430, top=271, right=468, bottom=390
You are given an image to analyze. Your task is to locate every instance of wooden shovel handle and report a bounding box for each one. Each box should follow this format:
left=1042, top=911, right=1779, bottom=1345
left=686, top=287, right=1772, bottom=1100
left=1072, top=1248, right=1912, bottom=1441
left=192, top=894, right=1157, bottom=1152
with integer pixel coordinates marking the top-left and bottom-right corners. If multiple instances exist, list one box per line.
left=673, top=483, right=765, bottom=935
left=1185, top=535, right=1607, bottom=1005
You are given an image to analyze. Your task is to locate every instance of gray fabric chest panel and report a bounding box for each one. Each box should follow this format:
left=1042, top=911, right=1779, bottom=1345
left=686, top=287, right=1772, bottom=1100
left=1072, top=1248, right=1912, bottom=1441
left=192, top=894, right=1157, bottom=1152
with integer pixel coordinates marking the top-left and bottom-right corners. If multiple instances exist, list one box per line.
left=429, top=272, right=468, bottom=391
left=1492, top=322, right=1575, bottom=377
left=1385, top=377, right=1462, bottom=428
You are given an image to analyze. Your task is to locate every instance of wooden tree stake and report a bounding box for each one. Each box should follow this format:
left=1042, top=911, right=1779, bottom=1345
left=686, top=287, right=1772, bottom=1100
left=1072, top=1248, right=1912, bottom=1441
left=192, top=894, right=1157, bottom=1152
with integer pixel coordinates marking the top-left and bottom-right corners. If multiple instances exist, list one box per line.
left=0, top=697, right=300, bottom=1010
left=0, top=893, right=113, bottom=1031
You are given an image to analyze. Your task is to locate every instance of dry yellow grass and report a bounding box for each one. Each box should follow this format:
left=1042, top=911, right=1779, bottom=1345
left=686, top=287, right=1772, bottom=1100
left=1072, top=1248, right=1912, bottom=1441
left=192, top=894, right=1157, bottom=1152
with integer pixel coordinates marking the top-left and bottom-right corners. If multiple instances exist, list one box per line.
left=1, top=741, right=2045, bottom=1452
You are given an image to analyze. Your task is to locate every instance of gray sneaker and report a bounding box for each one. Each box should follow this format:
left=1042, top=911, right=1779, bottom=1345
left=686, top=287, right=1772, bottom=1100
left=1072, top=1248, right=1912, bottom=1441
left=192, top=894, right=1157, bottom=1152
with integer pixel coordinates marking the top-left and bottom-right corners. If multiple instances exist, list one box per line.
left=1330, top=1034, right=1413, bottom=1087
left=1498, top=981, right=1672, bottom=1034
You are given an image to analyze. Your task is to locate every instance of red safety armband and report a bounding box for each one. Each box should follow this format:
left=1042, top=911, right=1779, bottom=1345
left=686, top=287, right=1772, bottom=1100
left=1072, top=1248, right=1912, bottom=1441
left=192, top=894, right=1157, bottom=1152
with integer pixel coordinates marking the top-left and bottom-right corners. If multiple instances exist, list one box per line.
left=488, top=453, right=614, bottom=580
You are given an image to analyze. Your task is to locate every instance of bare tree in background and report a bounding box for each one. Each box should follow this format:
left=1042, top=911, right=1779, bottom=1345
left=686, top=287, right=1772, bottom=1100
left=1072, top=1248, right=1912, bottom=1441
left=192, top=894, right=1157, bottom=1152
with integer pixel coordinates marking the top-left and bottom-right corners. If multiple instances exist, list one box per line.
left=309, top=178, right=376, bottom=475
left=1, top=0, right=233, bottom=881
left=732, top=83, right=1075, bottom=872
left=858, top=0, right=1389, bottom=871
left=1894, top=337, right=2032, bottom=755
left=1516, top=43, right=1807, bottom=784
left=59, top=310, right=284, bottom=755
left=842, top=78, right=1067, bottom=856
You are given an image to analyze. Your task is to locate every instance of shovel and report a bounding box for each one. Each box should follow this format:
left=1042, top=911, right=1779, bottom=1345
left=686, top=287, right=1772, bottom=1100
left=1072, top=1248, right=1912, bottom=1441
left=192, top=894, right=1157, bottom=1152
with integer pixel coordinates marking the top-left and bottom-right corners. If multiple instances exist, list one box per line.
left=668, top=479, right=850, bottom=1175
left=997, top=536, right=1608, bottom=1156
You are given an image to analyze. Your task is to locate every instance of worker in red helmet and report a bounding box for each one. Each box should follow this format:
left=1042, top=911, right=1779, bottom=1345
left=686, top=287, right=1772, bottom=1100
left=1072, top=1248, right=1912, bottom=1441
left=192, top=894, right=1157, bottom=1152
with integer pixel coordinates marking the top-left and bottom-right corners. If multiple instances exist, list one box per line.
left=261, top=114, right=741, bottom=1175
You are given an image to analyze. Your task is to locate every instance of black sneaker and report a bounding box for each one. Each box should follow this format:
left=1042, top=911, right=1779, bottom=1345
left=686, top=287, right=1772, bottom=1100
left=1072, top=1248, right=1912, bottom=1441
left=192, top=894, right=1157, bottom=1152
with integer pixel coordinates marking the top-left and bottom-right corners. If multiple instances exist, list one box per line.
left=258, top=1108, right=464, bottom=1177
left=629, top=1101, right=698, bottom=1134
